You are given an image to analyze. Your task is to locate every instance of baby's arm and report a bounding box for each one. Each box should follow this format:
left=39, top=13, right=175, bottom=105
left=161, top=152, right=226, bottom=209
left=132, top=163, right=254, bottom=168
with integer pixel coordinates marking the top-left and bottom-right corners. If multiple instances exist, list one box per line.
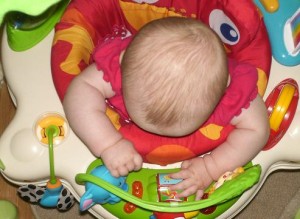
left=169, top=95, right=269, bottom=199
left=63, top=63, right=143, bottom=177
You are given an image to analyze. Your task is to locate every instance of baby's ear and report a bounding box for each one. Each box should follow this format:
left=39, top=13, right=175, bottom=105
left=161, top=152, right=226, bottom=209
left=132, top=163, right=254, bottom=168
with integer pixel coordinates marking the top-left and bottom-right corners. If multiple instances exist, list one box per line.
left=119, top=50, right=126, bottom=64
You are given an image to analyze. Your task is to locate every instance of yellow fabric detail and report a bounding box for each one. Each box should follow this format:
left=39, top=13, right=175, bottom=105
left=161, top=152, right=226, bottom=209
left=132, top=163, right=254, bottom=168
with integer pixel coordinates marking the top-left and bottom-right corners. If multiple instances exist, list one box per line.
left=119, top=0, right=182, bottom=31
left=256, top=68, right=268, bottom=96
left=199, top=124, right=223, bottom=140
left=53, top=25, right=94, bottom=75
left=106, top=107, right=121, bottom=130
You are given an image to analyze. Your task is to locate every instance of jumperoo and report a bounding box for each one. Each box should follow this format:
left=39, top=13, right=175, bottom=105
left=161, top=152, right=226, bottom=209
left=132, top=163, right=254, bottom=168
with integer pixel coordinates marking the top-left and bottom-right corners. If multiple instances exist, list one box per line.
left=0, top=0, right=300, bottom=218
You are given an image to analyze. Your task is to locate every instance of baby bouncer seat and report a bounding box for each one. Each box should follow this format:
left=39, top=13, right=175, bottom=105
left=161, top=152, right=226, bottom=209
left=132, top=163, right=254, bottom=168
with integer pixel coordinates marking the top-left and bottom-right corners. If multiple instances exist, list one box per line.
left=0, top=0, right=300, bottom=218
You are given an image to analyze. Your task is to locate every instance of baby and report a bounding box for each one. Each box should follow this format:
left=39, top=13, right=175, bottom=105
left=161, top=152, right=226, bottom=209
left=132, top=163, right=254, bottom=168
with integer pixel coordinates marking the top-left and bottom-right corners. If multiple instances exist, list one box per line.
left=63, top=17, right=269, bottom=200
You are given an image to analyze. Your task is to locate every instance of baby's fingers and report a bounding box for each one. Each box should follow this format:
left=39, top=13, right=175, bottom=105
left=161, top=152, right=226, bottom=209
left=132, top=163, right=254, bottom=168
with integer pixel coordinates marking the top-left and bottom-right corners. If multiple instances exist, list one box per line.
left=195, top=190, right=204, bottom=201
left=126, top=158, right=142, bottom=173
left=168, top=178, right=199, bottom=199
left=133, top=155, right=143, bottom=171
left=125, top=162, right=135, bottom=173
left=110, top=163, right=130, bottom=177
left=169, top=175, right=191, bottom=192
left=109, top=168, right=121, bottom=178
left=181, top=159, right=192, bottom=169
left=169, top=169, right=191, bottom=181
left=177, top=185, right=200, bottom=198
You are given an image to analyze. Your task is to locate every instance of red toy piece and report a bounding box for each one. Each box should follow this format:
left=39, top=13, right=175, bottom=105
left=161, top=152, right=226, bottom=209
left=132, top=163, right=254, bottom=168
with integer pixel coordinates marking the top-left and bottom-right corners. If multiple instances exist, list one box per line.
left=264, top=78, right=299, bottom=150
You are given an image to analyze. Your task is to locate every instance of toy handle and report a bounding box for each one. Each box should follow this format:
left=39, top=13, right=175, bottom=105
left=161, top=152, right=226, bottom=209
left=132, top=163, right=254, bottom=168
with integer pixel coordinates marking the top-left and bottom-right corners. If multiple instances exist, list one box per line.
left=45, top=125, right=60, bottom=184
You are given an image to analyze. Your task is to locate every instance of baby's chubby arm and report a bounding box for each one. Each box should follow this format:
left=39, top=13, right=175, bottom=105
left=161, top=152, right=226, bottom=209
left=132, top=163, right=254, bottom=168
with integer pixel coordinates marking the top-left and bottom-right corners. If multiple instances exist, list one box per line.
left=169, top=95, right=269, bottom=199
left=63, top=64, right=143, bottom=177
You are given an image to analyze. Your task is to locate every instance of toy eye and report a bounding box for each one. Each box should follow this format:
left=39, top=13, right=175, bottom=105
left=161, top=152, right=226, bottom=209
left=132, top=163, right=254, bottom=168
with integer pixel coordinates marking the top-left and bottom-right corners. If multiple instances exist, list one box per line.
left=209, top=9, right=240, bottom=45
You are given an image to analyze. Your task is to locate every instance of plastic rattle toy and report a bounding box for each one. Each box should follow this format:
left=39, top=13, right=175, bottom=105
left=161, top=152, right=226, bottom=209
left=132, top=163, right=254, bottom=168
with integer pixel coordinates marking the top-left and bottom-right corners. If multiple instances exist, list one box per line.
left=75, top=159, right=261, bottom=219
left=18, top=123, right=75, bottom=211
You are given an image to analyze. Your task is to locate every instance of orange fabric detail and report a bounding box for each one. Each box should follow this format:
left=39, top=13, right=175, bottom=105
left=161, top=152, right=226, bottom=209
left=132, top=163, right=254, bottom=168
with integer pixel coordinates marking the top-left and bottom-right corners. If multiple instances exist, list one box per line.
left=106, top=107, right=121, bottom=130
left=146, top=145, right=196, bottom=165
left=257, top=68, right=268, bottom=96
left=199, top=124, right=223, bottom=140
left=119, top=1, right=182, bottom=31
left=60, top=8, right=96, bottom=41
left=53, top=26, right=94, bottom=75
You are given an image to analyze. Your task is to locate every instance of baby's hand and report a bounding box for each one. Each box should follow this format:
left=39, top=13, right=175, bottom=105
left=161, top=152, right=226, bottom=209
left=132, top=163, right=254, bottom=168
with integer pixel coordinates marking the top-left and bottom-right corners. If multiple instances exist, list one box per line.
left=100, top=138, right=143, bottom=177
left=168, top=157, right=213, bottom=200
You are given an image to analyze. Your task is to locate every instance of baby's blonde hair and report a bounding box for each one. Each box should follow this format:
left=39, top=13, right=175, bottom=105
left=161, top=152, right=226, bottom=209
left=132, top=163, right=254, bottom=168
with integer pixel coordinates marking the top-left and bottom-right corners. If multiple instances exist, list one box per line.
left=122, top=17, right=228, bottom=135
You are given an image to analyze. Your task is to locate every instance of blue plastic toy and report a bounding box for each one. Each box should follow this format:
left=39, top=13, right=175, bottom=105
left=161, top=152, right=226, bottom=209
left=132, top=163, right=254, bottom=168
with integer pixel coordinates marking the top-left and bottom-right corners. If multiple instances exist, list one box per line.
left=254, top=0, right=300, bottom=66
left=80, top=165, right=128, bottom=211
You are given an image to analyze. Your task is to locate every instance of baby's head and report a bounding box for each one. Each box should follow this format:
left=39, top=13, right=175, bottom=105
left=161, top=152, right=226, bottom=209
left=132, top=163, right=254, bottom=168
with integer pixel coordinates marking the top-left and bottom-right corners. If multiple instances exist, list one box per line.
left=121, top=17, right=228, bottom=136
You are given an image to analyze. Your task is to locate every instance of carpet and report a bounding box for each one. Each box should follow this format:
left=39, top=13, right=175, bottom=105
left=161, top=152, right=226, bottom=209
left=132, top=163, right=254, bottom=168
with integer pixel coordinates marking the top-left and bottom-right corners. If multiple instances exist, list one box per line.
left=237, top=170, right=300, bottom=219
